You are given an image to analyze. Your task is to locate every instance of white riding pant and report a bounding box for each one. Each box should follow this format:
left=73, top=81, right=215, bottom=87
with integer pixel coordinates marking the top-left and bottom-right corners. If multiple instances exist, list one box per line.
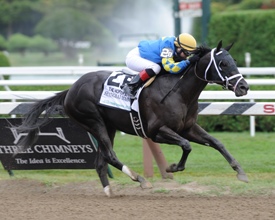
left=125, top=47, right=161, bottom=74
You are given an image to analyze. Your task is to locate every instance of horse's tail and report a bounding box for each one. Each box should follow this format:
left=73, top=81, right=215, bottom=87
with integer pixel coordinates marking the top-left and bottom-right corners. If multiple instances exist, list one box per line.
left=14, top=90, right=69, bottom=153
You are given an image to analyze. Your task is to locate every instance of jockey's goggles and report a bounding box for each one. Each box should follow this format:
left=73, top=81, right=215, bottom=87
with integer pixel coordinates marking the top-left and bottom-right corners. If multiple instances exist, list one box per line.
left=179, top=48, right=191, bottom=57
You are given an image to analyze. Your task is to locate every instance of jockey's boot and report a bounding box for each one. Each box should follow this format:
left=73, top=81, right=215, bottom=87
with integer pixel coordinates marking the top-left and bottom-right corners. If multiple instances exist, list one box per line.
left=124, top=69, right=156, bottom=99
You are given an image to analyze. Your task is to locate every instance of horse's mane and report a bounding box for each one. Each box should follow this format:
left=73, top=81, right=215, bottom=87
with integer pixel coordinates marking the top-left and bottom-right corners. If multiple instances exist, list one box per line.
left=193, top=44, right=211, bottom=58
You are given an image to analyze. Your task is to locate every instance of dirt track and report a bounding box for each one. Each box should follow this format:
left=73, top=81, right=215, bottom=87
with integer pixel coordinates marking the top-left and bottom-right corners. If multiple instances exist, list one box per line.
left=0, top=179, right=274, bottom=220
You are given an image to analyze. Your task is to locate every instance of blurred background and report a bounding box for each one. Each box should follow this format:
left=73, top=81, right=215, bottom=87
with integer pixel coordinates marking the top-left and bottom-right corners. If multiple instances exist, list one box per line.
left=0, top=0, right=275, bottom=67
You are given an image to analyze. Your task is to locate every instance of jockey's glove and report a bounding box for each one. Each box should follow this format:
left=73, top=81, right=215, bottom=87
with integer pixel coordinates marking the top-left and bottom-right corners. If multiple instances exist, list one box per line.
left=188, top=54, right=200, bottom=64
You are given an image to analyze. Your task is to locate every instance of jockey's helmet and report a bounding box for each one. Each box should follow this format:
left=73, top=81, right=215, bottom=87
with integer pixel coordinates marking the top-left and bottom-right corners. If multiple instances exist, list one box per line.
left=174, top=33, right=197, bottom=51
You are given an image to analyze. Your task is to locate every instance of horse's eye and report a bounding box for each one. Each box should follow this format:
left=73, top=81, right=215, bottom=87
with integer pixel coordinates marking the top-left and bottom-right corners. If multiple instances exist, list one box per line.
left=218, top=60, right=230, bottom=71
left=218, top=61, right=225, bottom=71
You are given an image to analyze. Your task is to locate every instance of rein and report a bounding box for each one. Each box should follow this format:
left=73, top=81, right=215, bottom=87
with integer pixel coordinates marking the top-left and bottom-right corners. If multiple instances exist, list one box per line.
left=194, top=48, right=243, bottom=92
left=160, top=64, right=192, bottom=103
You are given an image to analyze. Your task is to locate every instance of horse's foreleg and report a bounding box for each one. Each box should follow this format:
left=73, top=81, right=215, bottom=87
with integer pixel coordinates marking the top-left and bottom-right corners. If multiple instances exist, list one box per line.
left=153, top=126, right=192, bottom=173
left=184, top=123, right=248, bottom=183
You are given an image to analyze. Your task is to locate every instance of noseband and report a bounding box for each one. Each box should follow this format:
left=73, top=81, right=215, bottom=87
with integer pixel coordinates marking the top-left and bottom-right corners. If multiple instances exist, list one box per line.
left=195, top=48, right=243, bottom=92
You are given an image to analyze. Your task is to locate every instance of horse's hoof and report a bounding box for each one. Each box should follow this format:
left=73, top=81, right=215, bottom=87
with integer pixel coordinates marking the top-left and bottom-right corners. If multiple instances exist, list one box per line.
left=237, top=174, right=249, bottom=183
left=166, top=163, right=177, bottom=172
left=137, top=175, right=152, bottom=189
left=140, top=180, right=153, bottom=189
left=166, top=163, right=185, bottom=173
left=104, top=185, right=114, bottom=197
left=177, top=166, right=185, bottom=171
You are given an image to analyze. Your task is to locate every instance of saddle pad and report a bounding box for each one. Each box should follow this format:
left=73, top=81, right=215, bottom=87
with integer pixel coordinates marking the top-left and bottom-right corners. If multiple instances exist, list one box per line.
left=99, top=71, right=147, bottom=138
left=99, top=70, right=141, bottom=111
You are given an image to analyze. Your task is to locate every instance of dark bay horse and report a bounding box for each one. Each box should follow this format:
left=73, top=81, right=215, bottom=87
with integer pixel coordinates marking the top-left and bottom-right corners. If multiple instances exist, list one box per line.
left=15, top=41, right=249, bottom=197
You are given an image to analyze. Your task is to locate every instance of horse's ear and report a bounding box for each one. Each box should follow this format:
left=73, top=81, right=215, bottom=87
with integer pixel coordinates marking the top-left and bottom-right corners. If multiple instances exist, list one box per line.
left=224, top=42, right=234, bottom=51
left=216, top=40, right=222, bottom=52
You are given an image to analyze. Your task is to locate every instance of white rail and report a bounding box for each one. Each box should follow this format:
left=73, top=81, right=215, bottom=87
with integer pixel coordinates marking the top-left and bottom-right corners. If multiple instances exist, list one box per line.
left=0, top=91, right=58, bottom=100
left=239, top=67, right=275, bottom=76
left=0, top=79, right=275, bottom=86
left=0, top=66, right=275, bottom=76
left=0, top=90, right=274, bottom=101
left=199, top=91, right=275, bottom=100
left=0, top=80, right=75, bottom=86
left=1, top=102, right=274, bottom=116
left=0, top=66, right=126, bottom=75
left=0, top=66, right=275, bottom=86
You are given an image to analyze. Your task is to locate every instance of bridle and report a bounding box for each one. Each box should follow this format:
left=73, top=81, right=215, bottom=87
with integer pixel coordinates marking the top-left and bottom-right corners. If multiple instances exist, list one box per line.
left=194, top=48, right=243, bottom=92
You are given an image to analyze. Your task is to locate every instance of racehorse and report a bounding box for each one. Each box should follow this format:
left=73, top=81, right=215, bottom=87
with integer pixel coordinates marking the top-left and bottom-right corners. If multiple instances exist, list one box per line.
left=14, top=41, right=249, bottom=197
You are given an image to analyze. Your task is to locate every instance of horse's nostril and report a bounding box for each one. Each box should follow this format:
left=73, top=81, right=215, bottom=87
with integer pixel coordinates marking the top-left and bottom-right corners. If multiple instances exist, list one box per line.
left=239, top=85, right=249, bottom=95
left=239, top=81, right=249, bottom=91
left=241, top=85, right=249, bottom=91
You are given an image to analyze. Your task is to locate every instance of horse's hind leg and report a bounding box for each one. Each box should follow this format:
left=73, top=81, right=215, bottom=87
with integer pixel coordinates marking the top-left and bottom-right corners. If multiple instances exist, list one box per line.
left=88, top=125, right=116, bottom=196
left=70, top=115, right=152, bottom=195
left=95, top=153, right=114, bottom=197
left=184, top=123, right=248, bottom=183
left=94, top=128, right=116, bottom=197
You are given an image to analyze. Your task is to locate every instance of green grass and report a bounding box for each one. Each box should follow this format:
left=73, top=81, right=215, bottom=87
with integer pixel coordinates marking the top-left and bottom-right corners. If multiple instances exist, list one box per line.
left=1, top=132, right=275, bottom=195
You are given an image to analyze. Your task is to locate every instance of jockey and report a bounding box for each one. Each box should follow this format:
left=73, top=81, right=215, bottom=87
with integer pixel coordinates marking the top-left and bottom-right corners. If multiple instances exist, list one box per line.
left=123, top=33, right=200, bottom=98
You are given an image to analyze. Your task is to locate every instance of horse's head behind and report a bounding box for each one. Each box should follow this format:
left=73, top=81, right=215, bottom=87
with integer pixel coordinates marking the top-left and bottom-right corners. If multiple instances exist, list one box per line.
left=194, top=41, right=249, bottom=97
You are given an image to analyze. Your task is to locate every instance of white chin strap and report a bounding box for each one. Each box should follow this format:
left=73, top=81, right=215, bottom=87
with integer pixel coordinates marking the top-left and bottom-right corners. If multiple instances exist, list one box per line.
left=204, top=48, right=243, bottom=92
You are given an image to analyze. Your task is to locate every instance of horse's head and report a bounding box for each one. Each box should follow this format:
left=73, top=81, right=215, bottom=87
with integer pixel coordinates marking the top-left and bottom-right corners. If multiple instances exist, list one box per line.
left=194, top=41, right=249, bottom=97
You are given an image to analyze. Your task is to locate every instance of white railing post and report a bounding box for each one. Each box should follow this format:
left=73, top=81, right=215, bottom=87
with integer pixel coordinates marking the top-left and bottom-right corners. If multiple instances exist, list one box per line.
left=250, top=99, right=255, bottom=137
left=0, top=74, right=16, bottom=118
left=245, top=52, right=255, bottom=137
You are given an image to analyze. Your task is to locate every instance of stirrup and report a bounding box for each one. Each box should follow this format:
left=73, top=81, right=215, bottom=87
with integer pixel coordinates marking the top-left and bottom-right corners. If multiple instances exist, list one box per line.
left=123, top=85, right=137, bottom=99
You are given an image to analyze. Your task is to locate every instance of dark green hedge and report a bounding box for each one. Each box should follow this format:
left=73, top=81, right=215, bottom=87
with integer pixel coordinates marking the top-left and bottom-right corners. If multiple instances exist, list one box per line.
left=199, top=9, right=275, bottom=132
left=207, top=9, right=275, bottom=67
left=197, top=115, right=275, bottom=132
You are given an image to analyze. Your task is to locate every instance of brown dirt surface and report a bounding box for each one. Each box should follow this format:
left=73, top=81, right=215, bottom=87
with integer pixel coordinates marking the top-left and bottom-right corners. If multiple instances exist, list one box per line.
left=0, top=179, right=274, bottom=220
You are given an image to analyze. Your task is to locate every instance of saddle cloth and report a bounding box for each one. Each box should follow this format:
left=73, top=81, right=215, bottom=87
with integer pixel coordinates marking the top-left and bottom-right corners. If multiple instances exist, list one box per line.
left=99, top=70, right=148, bottom=138
left=99, top=70, right=137, bottom=111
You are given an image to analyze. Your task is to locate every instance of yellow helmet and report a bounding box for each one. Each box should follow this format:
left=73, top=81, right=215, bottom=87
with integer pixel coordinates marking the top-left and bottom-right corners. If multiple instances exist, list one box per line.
left=174, top=33, right=196, bottom=51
